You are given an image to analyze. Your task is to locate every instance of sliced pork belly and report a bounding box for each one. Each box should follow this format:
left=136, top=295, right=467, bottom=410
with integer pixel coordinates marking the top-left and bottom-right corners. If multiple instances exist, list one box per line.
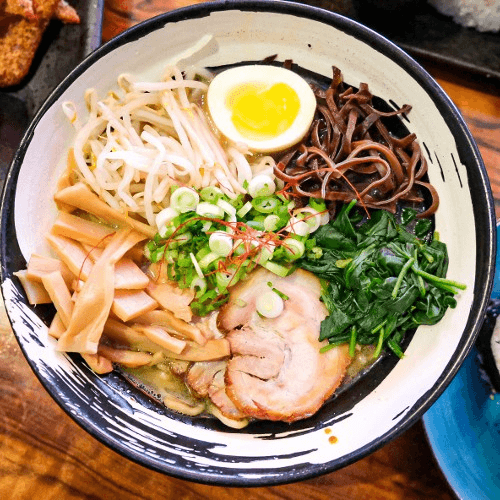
left=186, top=361, right=246, bottom=420
left=218, top=268, right=351, bottom=423
left=187, top=361, right=225, bottom=397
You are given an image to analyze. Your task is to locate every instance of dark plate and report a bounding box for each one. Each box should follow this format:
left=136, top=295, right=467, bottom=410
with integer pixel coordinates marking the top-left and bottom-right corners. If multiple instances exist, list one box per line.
left=300, top=0, right=500, bottom=80
left=0, top=0, right=104, bottom=193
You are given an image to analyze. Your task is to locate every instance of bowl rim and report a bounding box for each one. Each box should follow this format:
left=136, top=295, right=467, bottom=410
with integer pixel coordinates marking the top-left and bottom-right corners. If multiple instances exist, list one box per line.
left=0, top=0, right=496, bottom=486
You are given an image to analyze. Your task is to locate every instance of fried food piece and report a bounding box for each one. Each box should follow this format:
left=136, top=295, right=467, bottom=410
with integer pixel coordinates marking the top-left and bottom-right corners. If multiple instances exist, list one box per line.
left=0, top=0, right=78, bottom=88
left=55, top=0, right=80, bottom=24
left=2, top=0, right=36, bottom=20
left=32, top=0, right=59, bottom=20
left=0, top=15, right=47, bottom=87
left=0, top=0, right=79, bottom=23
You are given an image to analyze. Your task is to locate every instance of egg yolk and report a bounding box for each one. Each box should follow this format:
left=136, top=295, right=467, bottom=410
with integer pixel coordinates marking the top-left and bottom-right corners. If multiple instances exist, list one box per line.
left=226, top=82, right=300, bottom=141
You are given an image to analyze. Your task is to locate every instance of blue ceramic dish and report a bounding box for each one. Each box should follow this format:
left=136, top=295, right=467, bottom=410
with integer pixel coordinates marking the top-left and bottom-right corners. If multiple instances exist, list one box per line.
left=423, top=224, right=500, bottom=499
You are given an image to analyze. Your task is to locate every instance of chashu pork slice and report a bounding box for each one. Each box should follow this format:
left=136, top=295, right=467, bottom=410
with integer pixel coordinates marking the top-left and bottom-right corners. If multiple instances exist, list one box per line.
left=218, top=268, right=351, bottom=422
left=186, top=361, right=246, bottom=421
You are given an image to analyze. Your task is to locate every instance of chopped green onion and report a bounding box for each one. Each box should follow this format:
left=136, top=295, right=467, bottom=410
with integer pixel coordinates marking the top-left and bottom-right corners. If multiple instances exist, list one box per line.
left=209, top=231, right=234, bottom=257
left=216, top=269, right=239, bottom=290
left=248, top=174, right=276, bottom=198
left=198, top=251, right=219, bottom=269
left=148, top=245, right=166, bottom=263
left=264, top=214, right=281, bottom=231
left=200, top=186, right=223, bottom=203
left=217, top=198, right=237, bottom=217
left=251, top=196, right=279, bottom=214
left=195, top=245, right=211, bottom=261
left=201, top=221, right=212, bottom=232
left=229, top=194, right=245, bottom=209
left=308, top=198, right=326, bottom=212
left=283, top=238, right=305, bottom=261
left=319, top=211, right=330, bottom=225
left=164, top=249, right=178, bottom=263
left=169, top=231, right=192, bottom=248
left=159, top=222, right=176, bottom=239
left=307, top=246, right=323, bottom=260
left=156, top=207, right=179, bottom=232
left=237, top=201, right=253, bottom=218
left=295, top=208, right=321, bottom=233
left=246, top=219, right=265, bottom=231
left=263, top=260, right=292, bottom=277
left=256, top=290, right=284, bottom=318
left=170, top=187, right=199, bottom=213
left=189, top=252, right=204, bottom=279
left=145, top=240, right=157, bottom=253
left=190, top=277, right=207, bottom=297
left=177, top=251, right=192, bottom=267
left=232, top=239, right=246, bottom=256
left=258, top=243, right=275, bottom=264
left=196, top=202, right=224, bottom=219
left=288, top=217, right=310, bottom=236
left=267, top=281, right=289, bottom=298
left=304, top=214, right=321, bottom=233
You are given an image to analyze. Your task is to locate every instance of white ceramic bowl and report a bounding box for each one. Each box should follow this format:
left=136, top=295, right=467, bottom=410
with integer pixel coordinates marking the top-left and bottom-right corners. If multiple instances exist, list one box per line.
left=0, top=0, right=495, bottom=485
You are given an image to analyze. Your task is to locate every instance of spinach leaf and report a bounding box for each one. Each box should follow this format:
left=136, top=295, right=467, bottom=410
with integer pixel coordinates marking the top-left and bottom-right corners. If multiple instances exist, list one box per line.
left=300, top=205, right=466, bottom=359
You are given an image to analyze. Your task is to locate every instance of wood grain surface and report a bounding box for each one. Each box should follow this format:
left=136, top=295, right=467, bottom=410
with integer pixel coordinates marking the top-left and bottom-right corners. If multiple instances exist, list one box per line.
left=2, top=1, right=500, bottom=499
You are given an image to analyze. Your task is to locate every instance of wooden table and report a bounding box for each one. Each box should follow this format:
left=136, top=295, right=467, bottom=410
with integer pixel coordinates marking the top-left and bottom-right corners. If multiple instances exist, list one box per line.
left=1, top=1, right=500, bottom=498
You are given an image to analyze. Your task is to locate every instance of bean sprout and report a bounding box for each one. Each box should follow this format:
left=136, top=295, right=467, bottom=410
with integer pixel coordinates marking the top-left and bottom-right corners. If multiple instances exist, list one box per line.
left=64, top=65, right=276, bottom=227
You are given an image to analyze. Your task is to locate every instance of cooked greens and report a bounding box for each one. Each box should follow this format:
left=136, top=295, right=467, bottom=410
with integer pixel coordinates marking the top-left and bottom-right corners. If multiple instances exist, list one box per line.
left=300, top=200, right=465, bottom=359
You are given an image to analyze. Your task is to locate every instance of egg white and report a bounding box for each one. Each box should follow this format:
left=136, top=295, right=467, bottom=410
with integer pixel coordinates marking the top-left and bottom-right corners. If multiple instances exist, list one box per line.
left=206, top=65, right=316, bottom=153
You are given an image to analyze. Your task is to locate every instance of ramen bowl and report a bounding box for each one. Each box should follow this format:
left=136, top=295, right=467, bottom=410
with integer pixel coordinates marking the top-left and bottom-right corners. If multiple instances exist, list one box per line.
left=0, top=0, right=495, bottom=486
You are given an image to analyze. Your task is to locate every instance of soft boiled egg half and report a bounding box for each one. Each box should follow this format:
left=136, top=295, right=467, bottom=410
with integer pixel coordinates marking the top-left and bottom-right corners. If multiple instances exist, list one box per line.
left=206, top=65, right=317, bottom=153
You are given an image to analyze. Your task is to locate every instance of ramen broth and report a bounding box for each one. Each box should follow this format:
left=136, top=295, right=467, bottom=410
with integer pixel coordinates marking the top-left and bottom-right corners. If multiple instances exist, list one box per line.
left=15, top=56, right=460, bottom=429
